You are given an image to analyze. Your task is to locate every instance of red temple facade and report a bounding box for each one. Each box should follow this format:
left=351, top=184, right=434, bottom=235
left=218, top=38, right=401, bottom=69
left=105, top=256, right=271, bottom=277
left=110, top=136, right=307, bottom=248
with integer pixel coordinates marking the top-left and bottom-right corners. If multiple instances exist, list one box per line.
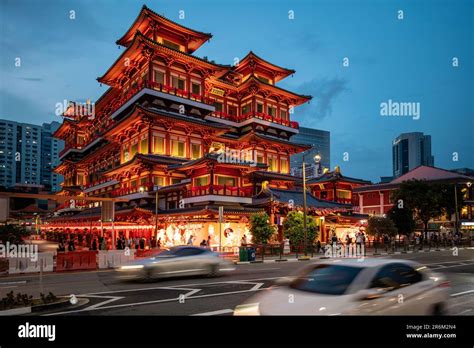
left=48, top=5, right=351, bottom=248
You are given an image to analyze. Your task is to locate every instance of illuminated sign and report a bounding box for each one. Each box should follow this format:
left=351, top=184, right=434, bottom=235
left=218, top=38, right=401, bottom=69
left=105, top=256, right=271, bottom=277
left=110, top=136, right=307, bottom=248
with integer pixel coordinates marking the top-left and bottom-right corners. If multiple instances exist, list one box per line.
left=210, top=87, right=225, bottom=96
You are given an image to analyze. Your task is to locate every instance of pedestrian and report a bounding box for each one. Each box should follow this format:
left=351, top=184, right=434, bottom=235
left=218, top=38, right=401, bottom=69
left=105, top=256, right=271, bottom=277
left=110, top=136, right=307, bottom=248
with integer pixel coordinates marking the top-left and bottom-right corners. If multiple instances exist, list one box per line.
left=68, top=238, right=75, bottom=252
left=207, top=235, right=212, bottom=249
left=200, top=239, right=207, bottom=247
left=187, top=235, right=194, bottom=246
left=91, top=237, right=97, bottom=251
left=331, top=233, right=338, bottom=246
left=157, top=237, right=161, bottom=249
left=139, top=237, right=145, bottom=250
left=316, top=240, right=321, bottom=253
left=241, top=234, right=248, bottom=246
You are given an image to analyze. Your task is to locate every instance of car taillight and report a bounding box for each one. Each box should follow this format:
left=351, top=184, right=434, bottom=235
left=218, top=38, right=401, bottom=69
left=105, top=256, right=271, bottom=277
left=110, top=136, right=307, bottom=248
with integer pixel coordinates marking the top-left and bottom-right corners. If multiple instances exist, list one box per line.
left=437, top=281, right=450, bottom=288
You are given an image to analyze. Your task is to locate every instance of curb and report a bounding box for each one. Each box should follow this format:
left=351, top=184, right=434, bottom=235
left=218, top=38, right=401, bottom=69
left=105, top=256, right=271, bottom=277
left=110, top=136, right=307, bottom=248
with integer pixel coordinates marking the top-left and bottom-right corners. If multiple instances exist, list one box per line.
left=0, top=306, right=31, bottom=316
left=31, top=298, right=72, bottom=313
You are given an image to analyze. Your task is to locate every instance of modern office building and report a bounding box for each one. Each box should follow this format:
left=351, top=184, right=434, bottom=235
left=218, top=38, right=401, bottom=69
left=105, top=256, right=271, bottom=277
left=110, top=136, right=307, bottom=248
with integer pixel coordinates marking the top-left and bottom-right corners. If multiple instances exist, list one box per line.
left=392, top=132, right=434, bottom=178
left=0, top=119, right=64, bottom=191
left=290, top=126, right=330, bottom=178
left=41, top=121, right=64, bottom=192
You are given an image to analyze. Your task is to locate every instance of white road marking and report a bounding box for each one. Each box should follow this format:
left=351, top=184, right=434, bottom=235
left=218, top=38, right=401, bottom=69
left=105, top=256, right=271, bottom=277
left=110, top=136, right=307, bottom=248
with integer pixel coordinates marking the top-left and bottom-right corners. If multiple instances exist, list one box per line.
left=192, top=309, right=234, bottom=316
left=451, top=289, right=474, bottom=297
left=457, top=309, right=472, bottom=315
left=0, top=281, right=27, bottom=285
left=83, top=295, right=124, bottom=310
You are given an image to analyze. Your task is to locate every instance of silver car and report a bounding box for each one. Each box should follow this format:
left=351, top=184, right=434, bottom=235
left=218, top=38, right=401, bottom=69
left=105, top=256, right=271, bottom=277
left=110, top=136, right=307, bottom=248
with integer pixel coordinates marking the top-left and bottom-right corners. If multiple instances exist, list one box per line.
left=234, top=258, right=450, bottom=315
left=116, top=246, right=235, bottom=280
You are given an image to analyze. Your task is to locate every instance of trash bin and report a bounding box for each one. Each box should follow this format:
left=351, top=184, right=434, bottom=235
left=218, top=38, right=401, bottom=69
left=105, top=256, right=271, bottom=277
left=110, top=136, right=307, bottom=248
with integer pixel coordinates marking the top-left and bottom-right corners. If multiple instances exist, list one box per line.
left=239, top=246, right=248, bottom=262
left=247, top=247, right=256, bottom=262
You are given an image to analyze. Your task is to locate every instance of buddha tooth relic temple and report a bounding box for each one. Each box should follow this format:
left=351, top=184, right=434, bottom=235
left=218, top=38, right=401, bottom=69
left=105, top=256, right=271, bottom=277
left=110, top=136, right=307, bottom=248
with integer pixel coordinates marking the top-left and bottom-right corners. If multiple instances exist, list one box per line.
left=47, top=5, right=366, bottom=249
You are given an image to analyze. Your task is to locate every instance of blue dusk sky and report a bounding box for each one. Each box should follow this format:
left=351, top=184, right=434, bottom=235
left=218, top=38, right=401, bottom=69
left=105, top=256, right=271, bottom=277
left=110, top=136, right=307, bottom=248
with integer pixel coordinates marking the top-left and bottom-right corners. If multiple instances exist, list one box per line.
left=0, top=0, right=472, bottom=182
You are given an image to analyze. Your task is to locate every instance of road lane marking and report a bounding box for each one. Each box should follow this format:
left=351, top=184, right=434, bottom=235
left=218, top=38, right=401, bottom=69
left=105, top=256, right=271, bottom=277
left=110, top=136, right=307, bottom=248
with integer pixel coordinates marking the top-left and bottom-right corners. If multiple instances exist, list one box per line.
left=0, top=281, right=27, bottom=285
left=451, top=289, right=474, bottom=297
left=83, top=295, right=124, bottom=310
left=192, top=309, right=233, bottom=316
left=44, top=286, right=270, bottom=315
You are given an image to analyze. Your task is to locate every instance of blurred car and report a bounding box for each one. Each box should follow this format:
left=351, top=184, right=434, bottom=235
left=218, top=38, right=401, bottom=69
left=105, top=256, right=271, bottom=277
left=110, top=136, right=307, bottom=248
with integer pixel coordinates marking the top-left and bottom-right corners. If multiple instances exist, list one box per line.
left=234, top=258, right=450, bottom=315
left=116, top=246, right=235, bottom=280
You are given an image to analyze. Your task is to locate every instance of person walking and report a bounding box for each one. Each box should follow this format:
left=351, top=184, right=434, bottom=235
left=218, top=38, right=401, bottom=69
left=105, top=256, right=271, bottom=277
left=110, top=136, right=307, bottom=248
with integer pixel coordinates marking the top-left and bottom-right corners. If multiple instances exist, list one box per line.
left=207, top=236, right=212, bottom=249
left=187, top=235, right=194, bottom=246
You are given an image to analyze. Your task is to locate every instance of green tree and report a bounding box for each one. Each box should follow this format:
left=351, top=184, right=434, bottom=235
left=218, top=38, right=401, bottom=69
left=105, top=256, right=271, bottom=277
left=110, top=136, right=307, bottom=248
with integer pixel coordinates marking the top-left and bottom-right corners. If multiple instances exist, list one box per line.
left=391, top=180, right=461, bottom=237
left=387, top=206, right=415, bottom=236
left=0, top=224, right=31, bottom=244
left=249, top=213, right=276, bottom=244
left=283, top=211, right=319, bottom=246
left=366, top=216, right=397, bottom=238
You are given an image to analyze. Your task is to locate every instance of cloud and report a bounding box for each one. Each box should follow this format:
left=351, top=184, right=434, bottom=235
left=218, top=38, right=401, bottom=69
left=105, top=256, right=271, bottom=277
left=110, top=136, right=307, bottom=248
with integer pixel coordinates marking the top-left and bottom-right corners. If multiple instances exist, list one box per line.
left=294, top=77, right=349, bottom=126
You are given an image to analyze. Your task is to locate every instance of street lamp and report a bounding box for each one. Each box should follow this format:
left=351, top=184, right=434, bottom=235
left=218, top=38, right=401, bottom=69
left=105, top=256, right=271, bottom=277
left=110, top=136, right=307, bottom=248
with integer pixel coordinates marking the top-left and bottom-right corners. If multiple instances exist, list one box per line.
left=154, top=185, right=160, bottom=240
left=302, top=150, right=321, bottom=257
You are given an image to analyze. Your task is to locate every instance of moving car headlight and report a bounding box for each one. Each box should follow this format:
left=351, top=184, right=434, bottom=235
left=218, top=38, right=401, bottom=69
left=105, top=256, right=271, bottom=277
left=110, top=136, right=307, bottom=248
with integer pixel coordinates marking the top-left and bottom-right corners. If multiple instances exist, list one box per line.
left=234, top=303, right=260, bottom=316
left=120, top=265, right=144, bottom=270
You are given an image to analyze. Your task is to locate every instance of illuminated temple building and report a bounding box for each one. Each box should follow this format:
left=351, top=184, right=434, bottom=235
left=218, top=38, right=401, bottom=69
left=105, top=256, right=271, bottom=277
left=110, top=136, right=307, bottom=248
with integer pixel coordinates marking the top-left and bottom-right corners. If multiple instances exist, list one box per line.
left=48, top=5, right=358, bottom=248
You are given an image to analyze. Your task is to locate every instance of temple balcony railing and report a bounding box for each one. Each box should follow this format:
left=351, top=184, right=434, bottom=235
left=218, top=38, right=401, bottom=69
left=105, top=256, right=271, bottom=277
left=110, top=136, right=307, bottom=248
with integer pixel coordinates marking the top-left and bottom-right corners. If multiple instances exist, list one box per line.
left=109, top=183, right=155, bottom=198
left=207, top=111, right=299, bottom=132
left=183, top=185, right=254, bottom=205
left=185, top=185, right=253, bottom=198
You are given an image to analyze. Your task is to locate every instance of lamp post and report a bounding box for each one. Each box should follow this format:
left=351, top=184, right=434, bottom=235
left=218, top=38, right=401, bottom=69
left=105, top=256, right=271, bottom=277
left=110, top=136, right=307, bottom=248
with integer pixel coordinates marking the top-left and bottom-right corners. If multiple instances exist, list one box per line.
left=302, top=150, right=321, bottom=257
left=154, top=185, right=160, bottom=240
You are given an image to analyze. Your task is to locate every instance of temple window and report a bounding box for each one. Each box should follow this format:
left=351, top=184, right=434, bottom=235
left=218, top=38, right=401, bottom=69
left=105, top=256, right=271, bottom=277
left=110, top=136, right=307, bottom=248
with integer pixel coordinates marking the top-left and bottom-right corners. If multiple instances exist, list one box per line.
left=153, top=134, right=165, bottom=154
left=162, top=39, right=181, bottom=51
left=194, top=175, right=209, bottom=186
left=191, top=81, right=201, bottom=95
left=153, top=69, right=165, bottom=85
left=191, top=142, right=202, bottom=159
left=130, top=179, right=137, bottom=188
left=217, top=175, right=237, bottom=187
left=256, top=103, right=263, bottom=113
left=139, top=137, right=148, bottom=154
left=267, top=105, right=276, bottom=117
left=337, top=190, right=351, bottom=199
left=214, top=102, right=223, bottom=112
left=228, top=105, right=238, bottom=116
left=171, top=178, right=181, bottom=184
left=130, top=142, right=138, bottom=158
left=280, top=157, right=289, bottom=173
left=256, top=153, right=264, bottom=163
left=280, top=110, right=288, bottom=120
left=121, top=145, right=130, bottom=163
left=171, top=139, right=186, bottom=157
left=267, top=155, right=278, bottom=171
left=77, top=173, right=84, bottom=186
left=153, top=176, right=164, bottom=186
left=241, top=103, right=251, bottom=115
left=171, top=75, right=186, bottom=90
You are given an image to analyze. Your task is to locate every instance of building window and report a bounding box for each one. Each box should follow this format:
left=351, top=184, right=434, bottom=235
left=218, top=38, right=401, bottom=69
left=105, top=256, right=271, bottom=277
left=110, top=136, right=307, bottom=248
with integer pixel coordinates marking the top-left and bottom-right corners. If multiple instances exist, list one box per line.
left=280, top=110, right=288, bottom=120
left=172, top=140, right=185, bottom=157
left=268, top=157, right=278, bottom=171
left=267, top=106, right=276, bottom=117
left=241, top=103, right=251, bottom=115
left=228, top=105, right=237, bottom=116
left=256, top=103, right=263, bottom=113
left=77, top=174, right=84, bottom=186
left=140, top=177, right=148, bottom=187
left=256, top=154, right=264, bottom=164
left=191, top=82, right=201, bottom=95
left=191, top=143, right=201, bottom=159
left=130, top=179, right=137, bottom=188
left=130, top=142, right=138, bottom=158
left=195, top=175, right=209, bottom=186
left=337, top=190, right=351, bottom=199
left=153, top=176, right=164, bottom=186
left=171, top=76, right=186, bottom=90
left=139, top=138, right=148, bottom=154
left=154, top=70, right=165, bottom=85
left=217, top=175, right=237, bottom=186
left=171, top=178, right=181, bottom=184
left=162, top=39, right=181, bottom=51
left=280, top=158, right=288, bottom=173
left=153, top=135, right=165, bottom=154
left=214, top=102, right=223, bottom=112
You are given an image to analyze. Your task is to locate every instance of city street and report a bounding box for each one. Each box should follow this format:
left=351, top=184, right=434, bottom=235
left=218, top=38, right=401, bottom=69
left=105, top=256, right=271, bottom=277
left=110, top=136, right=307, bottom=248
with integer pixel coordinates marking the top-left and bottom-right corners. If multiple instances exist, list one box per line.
left=1, top=249, right=472, bottom=316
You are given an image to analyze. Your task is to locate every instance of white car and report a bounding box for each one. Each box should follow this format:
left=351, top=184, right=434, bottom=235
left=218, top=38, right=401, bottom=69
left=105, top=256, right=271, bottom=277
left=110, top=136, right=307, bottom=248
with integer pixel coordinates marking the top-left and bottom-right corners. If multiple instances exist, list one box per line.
left=234, top=258, right=450, bottom=315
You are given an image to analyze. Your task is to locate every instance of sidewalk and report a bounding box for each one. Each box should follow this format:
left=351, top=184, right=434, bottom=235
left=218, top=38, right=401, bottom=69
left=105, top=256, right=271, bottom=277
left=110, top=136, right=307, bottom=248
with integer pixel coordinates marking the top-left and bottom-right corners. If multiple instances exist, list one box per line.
left=233, top=246, right=473, bottom=264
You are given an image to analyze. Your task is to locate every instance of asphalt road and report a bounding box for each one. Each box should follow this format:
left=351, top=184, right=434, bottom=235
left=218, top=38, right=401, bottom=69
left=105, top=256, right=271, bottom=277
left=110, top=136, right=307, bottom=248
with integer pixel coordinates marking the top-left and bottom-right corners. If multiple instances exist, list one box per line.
left=1, top=249, right=472, bottom=316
